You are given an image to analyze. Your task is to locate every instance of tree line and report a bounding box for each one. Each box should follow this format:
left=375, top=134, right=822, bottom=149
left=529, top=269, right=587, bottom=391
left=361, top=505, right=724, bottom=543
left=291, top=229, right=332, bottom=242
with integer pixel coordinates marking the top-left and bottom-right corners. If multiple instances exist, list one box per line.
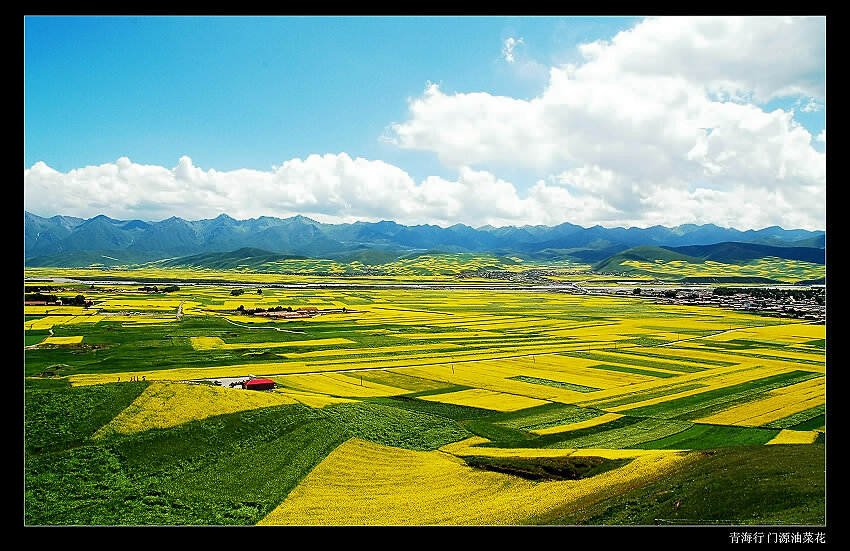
left=25, top=292, right=90, bottom=306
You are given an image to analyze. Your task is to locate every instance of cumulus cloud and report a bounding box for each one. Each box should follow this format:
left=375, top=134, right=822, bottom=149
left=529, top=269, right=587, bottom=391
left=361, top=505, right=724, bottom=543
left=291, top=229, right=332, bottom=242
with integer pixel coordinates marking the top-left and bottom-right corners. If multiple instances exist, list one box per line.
left=385, top=15, right=825, bottom=230
left=576, top=16, right=825, bottom=103
left=24, top=151, right=826, bottom=231
left=24, top=16, right=825, bottom=231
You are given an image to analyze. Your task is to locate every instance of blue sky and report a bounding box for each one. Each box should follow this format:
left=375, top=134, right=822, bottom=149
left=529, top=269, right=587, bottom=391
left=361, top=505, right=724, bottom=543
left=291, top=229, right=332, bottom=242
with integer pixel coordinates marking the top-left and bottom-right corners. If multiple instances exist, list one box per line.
left=24, top=16, right=826, bottom=230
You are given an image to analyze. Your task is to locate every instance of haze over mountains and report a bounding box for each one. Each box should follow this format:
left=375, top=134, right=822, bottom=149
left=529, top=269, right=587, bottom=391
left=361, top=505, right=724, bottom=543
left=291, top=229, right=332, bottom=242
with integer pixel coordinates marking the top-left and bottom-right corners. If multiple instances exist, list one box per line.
left=24, top=211, right=826, bottom=268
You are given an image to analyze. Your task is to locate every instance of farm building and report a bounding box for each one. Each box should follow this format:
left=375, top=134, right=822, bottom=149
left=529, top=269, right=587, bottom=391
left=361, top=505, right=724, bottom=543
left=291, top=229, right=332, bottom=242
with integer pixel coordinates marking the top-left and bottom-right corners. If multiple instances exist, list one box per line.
left=244, top=378, right=276, bottom=391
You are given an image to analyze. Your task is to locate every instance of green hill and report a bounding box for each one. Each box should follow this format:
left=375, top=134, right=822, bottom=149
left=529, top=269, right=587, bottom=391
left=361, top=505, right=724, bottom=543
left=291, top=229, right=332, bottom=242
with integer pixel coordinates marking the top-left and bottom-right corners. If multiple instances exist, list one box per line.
left=545, top=444, right=825, bottom=525
left=593, top=246, right=706, bottom=273
left=157, top=248, right=308, bottom=270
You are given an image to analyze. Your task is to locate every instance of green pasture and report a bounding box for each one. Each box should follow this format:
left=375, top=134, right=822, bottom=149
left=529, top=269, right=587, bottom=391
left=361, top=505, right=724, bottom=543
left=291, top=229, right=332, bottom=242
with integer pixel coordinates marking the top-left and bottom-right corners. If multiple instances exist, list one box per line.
left=546, top=444, right=825, bottom=525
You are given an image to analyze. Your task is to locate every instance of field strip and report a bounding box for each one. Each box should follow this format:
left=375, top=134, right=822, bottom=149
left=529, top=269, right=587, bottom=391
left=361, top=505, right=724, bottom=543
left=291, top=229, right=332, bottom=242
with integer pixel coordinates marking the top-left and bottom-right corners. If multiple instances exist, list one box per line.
left=733, top=348, right=825, bottom=362
left=278, top=342, right=467, bottom=359
left=92, top=381, right=299, bottom=436
left=416, top=388, right=551, bottom=412
left=274, top=372, right=412, bottom=398
left=40, top=335, right=84, bottom=345
left=766, top=429, right=820, bottom=445
left=572, top=364, right=790, bottom=409
left=654, top=321, right=822, bottom=349
left=530, top=413, right=625, bottom=435
left=693, top=377, right=825, bottom=426
left=587, top=349, right=721, bottom=370
left=190, top=336, right=355, bottom=350
left=600, top=368, right=800, bottom=414
left=393, top=331, right=504, bottom=339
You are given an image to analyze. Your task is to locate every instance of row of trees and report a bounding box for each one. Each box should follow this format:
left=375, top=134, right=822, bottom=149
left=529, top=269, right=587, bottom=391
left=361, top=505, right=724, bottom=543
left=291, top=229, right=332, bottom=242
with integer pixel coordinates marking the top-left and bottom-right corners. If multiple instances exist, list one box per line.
left=235, top=305, right=291, bottom=312
left=138, top=285, right=180, bottom=293
left=230, top=288, right=262, bottom=296
left=25, top=292, right=90, bottom=306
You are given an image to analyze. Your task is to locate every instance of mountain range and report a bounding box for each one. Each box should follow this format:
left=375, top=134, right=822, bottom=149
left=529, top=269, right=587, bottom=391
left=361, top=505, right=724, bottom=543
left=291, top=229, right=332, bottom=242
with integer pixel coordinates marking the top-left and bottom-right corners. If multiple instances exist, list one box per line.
left=24, top=211, right=826, bottom=268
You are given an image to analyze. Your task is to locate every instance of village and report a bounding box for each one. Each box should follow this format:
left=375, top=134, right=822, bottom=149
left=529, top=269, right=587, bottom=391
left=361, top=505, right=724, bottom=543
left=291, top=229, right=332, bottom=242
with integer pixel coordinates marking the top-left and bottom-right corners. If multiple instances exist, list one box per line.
left=585, top=284, right=826, bottom=322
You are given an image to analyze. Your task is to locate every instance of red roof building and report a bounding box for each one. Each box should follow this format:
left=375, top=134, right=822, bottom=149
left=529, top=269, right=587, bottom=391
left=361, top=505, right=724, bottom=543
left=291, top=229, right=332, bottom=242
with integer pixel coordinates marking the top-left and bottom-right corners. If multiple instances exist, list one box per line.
left=244, top=378, right=276, bottom=391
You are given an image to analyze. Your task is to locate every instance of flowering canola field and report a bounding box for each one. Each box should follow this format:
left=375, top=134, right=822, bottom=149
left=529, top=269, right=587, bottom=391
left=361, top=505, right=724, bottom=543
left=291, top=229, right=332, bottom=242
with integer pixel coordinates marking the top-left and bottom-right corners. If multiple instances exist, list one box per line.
left=258, top=437, right=697, bottom=526
left=24, top=271, right=825, bottom=525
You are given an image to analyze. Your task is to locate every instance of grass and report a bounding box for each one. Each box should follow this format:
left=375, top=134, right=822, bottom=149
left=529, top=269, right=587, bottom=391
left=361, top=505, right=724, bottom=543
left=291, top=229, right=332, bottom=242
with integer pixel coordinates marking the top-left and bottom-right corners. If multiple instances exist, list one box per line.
left=23, top=385, right=470, bottom=525
left=635, top=424, right=780, bottom=449
left=544, top=444, right=826, bottom=526
left=476, top=415, right=645, bottom=448
left=25, top=380, right=149, bottom=455
left=588, top=363, right=678, bottom=379
left=23, top=271, right=826, bottom=526
left=24, top=404, right=344, bottom=525
left=486, top=403, right=606, bottom=431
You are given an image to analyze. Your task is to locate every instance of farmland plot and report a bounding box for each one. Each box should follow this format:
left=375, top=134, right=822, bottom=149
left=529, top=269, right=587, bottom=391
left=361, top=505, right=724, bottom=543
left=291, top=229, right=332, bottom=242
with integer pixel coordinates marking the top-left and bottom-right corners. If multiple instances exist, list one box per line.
left=24, top=273, right=825, bottom=526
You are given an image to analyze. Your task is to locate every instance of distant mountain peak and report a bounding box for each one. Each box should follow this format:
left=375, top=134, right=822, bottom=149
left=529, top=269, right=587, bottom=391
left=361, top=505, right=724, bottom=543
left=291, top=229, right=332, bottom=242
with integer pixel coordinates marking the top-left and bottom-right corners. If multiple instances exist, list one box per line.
left=24, top=212, right=826, bottom=266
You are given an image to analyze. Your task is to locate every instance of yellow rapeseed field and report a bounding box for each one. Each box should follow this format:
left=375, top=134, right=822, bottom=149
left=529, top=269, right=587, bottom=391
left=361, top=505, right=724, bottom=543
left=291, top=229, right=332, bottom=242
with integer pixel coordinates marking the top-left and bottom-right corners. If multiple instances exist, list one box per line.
left=273, top=372, right=411, bottom=398
left=257, top=437, right=698, bottom=525
left=766, top=429, right=821, bottom=445
left=190, top=336, right=355, bottom=350
left=531, top=413, right=625, bottom=435
left=694, top=376, right=825, bottom=427
left=94, top=381, right=298, bottom=436
left=40, top=335, right=84, bottom=345
left=416, top=388, right=550, bottom=412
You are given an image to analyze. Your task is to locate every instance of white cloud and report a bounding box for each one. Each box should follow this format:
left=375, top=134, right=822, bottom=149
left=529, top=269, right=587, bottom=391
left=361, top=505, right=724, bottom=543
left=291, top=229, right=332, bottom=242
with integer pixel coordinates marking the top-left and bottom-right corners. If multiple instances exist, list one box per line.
left=24, top=155, right=534, bottom=228
left=801, top=98, right=824, bottom=113
left=384, top=16, right=825, bottom=230
left=576, top=16, right=825, bottom=103
left=502, top=37, right=524, bottom=63
left=24, top=152, right=825, bottom=231
left=23, top=16, right=825, bottom=232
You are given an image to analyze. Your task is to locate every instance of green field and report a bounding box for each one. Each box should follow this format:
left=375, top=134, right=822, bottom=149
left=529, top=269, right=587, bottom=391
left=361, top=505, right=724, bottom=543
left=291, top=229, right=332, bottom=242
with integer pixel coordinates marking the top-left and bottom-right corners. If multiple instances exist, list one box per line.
left=24, top=265, right=826, bottom=526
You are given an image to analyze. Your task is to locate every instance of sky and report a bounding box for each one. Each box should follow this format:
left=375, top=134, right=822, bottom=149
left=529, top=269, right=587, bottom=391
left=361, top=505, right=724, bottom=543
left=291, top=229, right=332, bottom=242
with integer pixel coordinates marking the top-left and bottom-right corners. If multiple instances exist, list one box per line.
left=24, top=15, right=827, bottom=231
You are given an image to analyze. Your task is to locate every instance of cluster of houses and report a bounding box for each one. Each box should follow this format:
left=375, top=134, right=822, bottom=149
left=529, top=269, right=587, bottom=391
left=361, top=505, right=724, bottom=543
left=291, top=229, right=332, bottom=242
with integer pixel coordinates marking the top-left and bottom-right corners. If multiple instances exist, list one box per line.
left=24, top=299, right=64, bottom=306
left=591, top=286, right=826, bottom=322
left=456, top=270, right=559, bottom=283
